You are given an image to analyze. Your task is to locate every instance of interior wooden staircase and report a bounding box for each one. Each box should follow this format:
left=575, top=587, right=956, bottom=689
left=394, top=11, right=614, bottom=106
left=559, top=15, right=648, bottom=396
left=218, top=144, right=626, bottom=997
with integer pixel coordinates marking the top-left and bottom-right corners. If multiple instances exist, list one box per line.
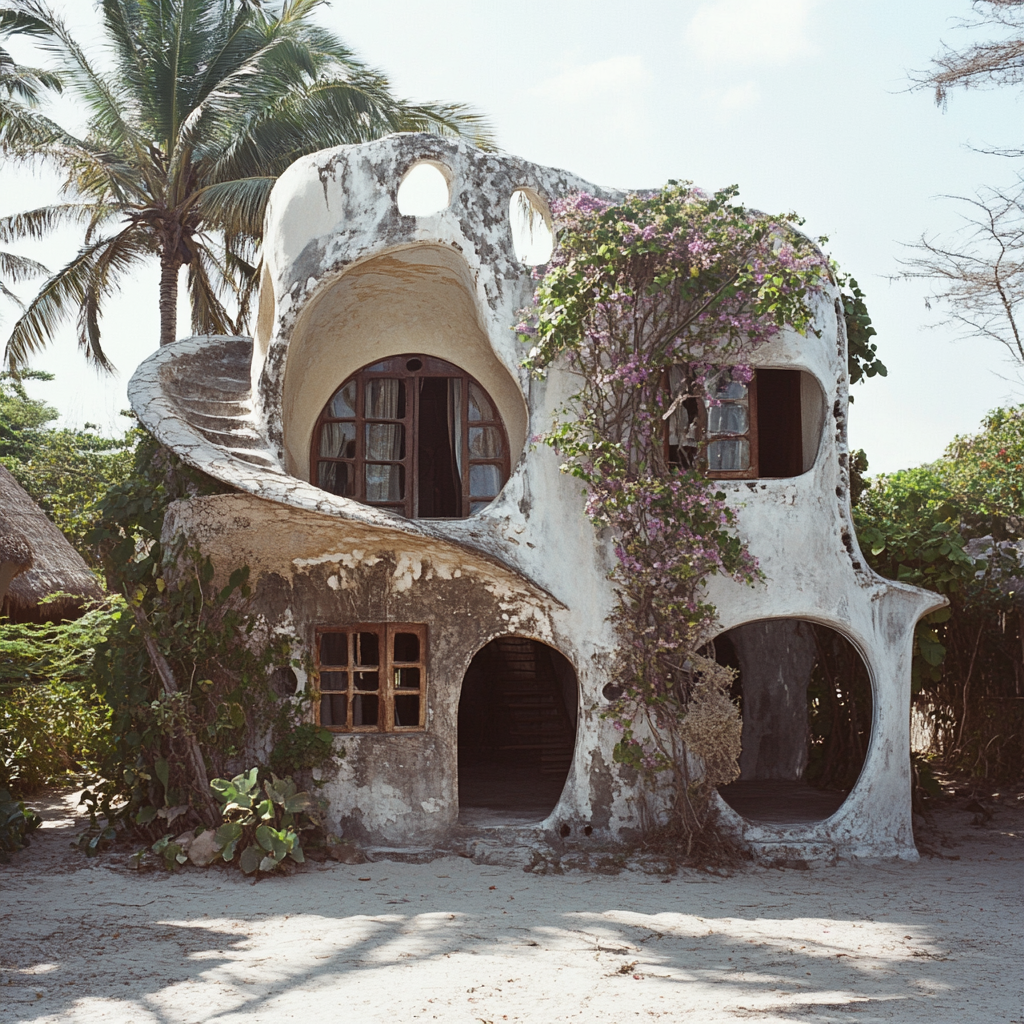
left=487, top=637, right=575, bottom=776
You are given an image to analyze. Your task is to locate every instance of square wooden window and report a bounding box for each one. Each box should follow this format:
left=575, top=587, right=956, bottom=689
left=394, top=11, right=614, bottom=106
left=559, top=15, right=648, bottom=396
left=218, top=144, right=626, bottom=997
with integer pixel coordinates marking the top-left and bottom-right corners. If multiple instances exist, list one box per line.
left=315, top=623, right=427, bottom=733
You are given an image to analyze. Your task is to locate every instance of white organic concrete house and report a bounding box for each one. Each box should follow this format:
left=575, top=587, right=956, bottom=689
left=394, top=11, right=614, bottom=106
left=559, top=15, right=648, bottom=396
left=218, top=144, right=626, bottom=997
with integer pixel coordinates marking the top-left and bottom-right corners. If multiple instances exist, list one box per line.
left=129, top=134, right=944, bottom=865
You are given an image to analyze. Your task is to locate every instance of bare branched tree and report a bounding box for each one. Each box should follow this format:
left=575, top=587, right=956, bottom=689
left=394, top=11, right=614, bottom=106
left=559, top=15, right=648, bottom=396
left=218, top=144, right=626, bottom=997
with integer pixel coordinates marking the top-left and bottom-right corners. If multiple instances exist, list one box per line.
left=902, top=2, right=1024, bottom=370
left=900, top=182, right=1024, bottom=367
left=912, top=0, right=1024, bottom=106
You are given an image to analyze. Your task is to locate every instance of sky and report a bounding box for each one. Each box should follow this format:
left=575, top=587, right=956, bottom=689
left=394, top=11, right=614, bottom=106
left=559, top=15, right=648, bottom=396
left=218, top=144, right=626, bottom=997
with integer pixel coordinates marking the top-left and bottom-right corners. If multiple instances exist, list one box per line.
left=3, top=0, right=1023, bottom=473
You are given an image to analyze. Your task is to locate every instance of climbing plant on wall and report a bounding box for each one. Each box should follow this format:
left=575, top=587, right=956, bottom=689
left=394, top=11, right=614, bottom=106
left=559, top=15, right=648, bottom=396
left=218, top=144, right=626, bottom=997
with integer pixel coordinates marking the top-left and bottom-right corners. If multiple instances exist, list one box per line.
left=79, top=433, right=331, bottom=851
left=517, top=183, right=828, bottom=858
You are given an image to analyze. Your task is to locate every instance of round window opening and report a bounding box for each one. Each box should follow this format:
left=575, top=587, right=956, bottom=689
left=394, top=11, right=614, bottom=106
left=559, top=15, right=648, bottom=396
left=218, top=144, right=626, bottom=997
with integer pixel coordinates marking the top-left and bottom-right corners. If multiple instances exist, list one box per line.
left=709, top=619, right=873, bottom=825
left=311, top=354, right=511, bottom=519
left=396, top=162, right=450, bottom=217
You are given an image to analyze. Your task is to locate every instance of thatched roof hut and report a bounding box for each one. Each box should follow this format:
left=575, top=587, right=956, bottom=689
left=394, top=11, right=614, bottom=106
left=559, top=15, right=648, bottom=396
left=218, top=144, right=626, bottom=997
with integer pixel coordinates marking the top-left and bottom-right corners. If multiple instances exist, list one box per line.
left=0, top=465, right=104, bottom=622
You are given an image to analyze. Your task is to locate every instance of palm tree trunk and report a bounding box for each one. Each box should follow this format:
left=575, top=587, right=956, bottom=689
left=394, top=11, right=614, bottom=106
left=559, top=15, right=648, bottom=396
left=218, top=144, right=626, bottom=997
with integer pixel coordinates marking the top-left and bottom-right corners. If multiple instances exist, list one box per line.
left=159, top=250, right=180, bottom=347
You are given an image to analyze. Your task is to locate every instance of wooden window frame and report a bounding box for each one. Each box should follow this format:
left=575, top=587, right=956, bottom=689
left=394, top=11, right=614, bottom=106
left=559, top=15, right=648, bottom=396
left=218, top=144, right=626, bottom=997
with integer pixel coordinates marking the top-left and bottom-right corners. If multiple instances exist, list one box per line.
left=664, top=370, right=760, bottom=480
left=311, top=354, right=511, bottom=518
left=315, top=623, right=427, bottom=733
left=704, top=373, right=759, bottom=481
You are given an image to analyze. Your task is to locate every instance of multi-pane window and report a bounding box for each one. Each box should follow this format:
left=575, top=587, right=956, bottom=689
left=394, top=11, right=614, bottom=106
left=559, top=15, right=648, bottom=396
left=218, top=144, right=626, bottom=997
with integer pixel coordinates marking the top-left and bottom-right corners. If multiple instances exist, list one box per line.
left=704, top=376, right=758, bottom=479
left=316, top=624, right=427, bottom=733
left=664, top=368, right=804, bottom=479
left=664, top=367, right=757, bottom=479
left=311, top=355, right=511, bottom=518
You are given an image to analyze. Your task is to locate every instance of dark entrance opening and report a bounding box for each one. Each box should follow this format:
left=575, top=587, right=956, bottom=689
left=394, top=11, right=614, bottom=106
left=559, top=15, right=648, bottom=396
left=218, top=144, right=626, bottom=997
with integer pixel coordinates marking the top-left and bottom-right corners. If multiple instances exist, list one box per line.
left=712, top=619, right=873, bottom=824
left=458, top=637, right=577, bottom=826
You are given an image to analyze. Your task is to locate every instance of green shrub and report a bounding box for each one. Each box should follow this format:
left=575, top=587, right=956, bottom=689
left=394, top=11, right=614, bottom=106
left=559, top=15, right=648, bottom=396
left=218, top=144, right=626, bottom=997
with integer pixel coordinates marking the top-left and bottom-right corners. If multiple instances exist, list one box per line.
left=854, top=407, right=1023, bottom=785
left=0, top=787, right=41, bottom=861
left=269, top=721, right=336, bottom=776
left=143, top=769, right=320, bottom=875
left=0, top=604, right=120, bottom=795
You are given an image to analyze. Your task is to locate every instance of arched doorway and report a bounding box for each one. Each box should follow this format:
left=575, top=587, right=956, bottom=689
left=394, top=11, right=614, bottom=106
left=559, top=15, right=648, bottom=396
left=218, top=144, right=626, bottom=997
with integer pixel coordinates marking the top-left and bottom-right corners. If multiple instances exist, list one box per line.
left=457, top=637, right=578, bottom=826
left=712, top=619, right=873, bottom=824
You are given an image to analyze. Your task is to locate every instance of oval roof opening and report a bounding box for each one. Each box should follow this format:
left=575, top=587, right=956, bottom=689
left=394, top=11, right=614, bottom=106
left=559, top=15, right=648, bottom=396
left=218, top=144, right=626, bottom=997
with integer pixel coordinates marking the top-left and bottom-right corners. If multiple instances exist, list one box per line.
left=509, top=189, right=555, bottom=265
left=397, top=162, right=451, bottom=216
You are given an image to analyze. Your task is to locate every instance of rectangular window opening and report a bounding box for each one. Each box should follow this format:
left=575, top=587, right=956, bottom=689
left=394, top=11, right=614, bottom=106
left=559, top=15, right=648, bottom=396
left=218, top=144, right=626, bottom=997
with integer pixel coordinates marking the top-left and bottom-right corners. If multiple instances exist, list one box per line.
left=663, top=368, right=807, bottom=480
left=315, top=624, right=427, bottom=733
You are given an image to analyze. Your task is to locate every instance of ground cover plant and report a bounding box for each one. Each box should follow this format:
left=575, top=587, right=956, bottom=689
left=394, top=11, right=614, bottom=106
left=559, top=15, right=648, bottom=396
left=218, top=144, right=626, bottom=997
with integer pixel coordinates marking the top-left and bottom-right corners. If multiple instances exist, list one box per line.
left=142, top=767, right=320, bottom=875
left=0, top=784, right=39, bottom=860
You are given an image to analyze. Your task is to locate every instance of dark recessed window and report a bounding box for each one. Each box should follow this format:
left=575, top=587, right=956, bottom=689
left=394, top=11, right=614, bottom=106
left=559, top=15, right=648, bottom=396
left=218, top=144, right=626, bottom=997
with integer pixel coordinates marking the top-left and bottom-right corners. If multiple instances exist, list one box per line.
left=312, top=355, right=510, bottom=518
left=316, top=623, right=427, bottom=733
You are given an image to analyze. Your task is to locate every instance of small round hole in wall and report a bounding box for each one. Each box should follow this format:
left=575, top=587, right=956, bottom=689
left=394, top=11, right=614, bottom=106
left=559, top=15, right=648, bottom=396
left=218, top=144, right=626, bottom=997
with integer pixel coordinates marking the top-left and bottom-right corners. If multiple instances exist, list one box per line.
left=271, top=666, right=298, bottom=697
left=397, top=162, right=451, bottom=216
left=405, top=357, right=423, bottom=371
left=602, top=682, right=624, bottom=702
left=509, top=189, right=555, bottom=265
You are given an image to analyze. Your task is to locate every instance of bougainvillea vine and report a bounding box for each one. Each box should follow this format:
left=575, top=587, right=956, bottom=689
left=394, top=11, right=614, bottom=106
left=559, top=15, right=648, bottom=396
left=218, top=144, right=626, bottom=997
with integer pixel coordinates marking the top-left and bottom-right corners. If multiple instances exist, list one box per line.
left=516, top=182, right=829, bottom=857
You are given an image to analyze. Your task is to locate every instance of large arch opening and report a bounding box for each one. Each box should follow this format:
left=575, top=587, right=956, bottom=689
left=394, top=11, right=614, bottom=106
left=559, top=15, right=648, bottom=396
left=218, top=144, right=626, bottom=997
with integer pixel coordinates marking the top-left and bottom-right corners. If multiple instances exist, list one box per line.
left=458, top=637, right=577, bottom=827
left=712, top=618, right=873, bottom=824
left=311, top=354, right=511, bottom=518
left=280, top=245, right=528, bottom=480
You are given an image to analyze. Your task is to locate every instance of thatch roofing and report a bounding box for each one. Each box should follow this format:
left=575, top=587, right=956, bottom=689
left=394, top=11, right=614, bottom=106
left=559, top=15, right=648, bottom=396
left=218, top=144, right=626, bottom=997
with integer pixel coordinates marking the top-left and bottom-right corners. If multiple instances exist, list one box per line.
left=0, top=465, right=104, bottom=622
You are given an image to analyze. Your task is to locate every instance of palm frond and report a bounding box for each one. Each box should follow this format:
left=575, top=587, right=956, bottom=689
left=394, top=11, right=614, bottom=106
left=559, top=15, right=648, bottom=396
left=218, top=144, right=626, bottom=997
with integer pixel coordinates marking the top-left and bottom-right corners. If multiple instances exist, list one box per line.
left=0, top=102, right=66, bottom=156
left=190, top=176, right=274, bottom=237
left=4, top=224, right=152, bottom=371
left=7, top=1, right=149, bottom=174
left=228, top=253, right=260, bottom=335
left=397, top=102, right=496, bottom=151
left=0, top=7, right=54, bottom=37
left=187, top=243, right=235, bottom=336
left=0, top=44, right=62, bottom=104
left=0, top=277, right=23, bottom=306
left=0, top=203, right=105, bottom=243
left=0, top=249, right=48, bottom=281
left=75, top=223, right=151, bottom=369
left=182, top=3, right=494, bottom=182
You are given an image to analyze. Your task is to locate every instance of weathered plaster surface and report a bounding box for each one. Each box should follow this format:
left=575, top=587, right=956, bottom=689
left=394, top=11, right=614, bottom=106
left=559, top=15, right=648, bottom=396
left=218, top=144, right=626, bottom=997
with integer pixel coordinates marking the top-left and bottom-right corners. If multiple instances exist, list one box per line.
left=132, top=133, right=944, bottom=862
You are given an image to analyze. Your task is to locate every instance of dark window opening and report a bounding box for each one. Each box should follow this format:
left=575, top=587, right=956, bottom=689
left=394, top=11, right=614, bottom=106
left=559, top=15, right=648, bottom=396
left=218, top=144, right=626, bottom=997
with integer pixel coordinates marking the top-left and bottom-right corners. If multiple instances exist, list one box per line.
left=312, top=355, right=510, bottom=518
left=755, top=369, right=803, bottom=478
left=709, top=619, right=872, bottom=824
left=458, top=637, right=577, bottom=826
left=316, top=623, right=427, bottom=732
left=664, top=368, right=807, bottom=480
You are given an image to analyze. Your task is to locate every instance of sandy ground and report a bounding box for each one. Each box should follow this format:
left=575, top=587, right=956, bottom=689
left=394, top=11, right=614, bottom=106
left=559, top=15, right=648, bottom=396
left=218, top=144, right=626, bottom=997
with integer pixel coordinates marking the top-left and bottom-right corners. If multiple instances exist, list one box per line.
left=0, top=791, right=1021, bottom=1024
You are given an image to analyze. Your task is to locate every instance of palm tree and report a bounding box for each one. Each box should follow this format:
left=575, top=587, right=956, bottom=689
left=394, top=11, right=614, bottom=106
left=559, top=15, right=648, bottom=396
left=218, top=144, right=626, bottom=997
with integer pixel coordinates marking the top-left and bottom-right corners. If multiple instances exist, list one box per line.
left=0, top=0, right=493, bottom=371
left=0, top=7, right=59, bottom=321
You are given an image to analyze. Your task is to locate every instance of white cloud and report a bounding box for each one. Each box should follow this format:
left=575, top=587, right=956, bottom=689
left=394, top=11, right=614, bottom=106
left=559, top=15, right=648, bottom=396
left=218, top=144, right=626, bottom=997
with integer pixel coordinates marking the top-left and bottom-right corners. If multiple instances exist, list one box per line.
left=685, top=0, right=819, bottom=67
left=532, top=55, right=651, bottom=105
